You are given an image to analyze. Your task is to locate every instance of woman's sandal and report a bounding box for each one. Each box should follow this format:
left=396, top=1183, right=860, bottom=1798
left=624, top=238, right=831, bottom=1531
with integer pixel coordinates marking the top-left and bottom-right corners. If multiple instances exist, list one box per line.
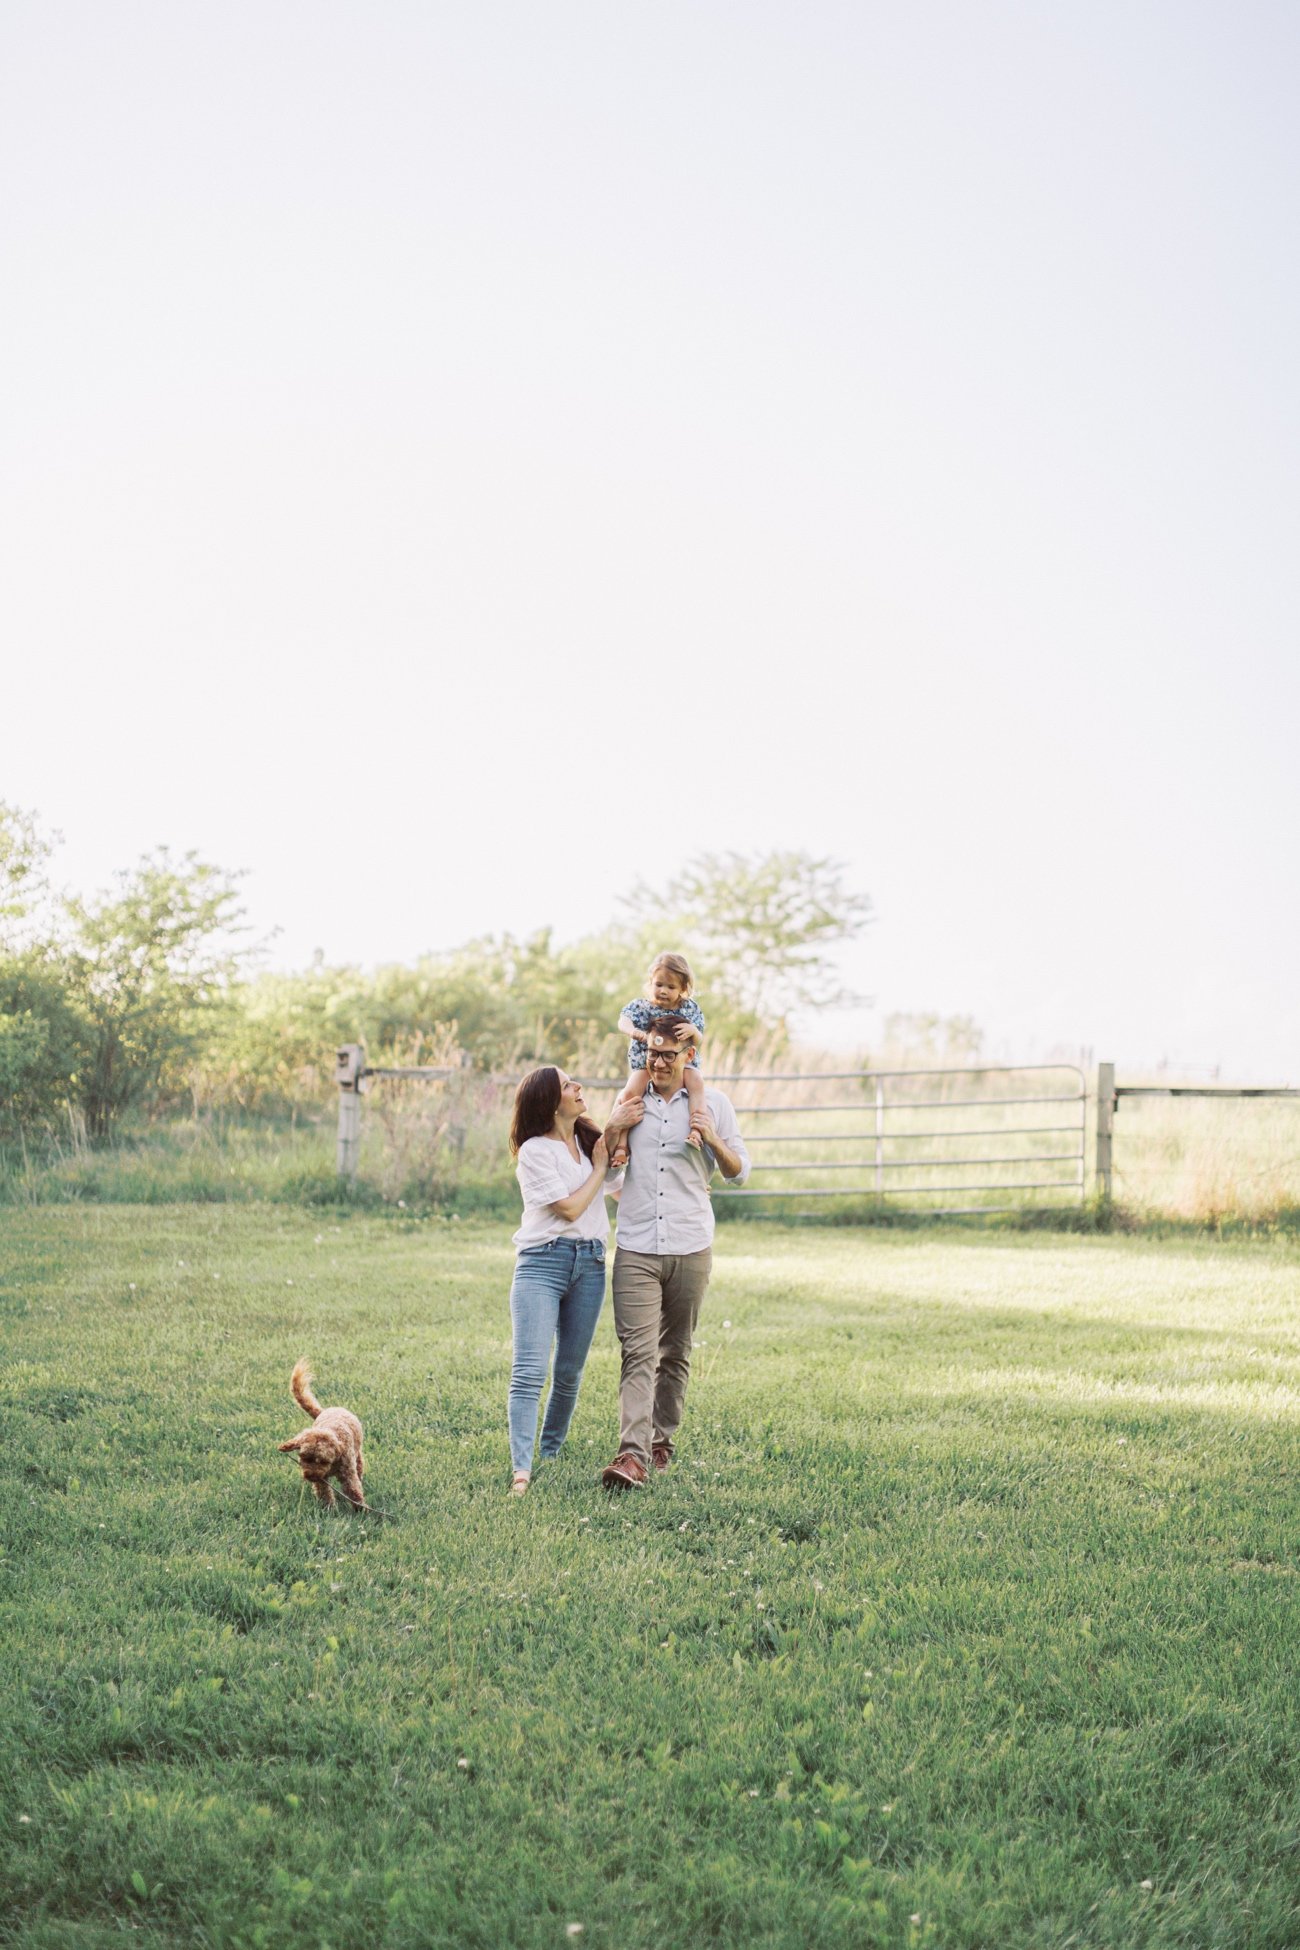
left=510, top=1470, right=531, bottom=1497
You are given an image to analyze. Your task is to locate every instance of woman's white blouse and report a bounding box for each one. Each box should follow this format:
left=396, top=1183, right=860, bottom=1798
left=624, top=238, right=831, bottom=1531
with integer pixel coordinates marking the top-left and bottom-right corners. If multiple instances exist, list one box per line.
left=512, top=1137, right=623, bottom=1249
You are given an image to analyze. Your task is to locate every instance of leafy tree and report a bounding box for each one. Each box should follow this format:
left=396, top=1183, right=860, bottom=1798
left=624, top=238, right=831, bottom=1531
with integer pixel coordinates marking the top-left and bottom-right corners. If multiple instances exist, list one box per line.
left=0, top=800, right=54, bottom=949
left=565, top=921, right=767, bottom=1056
left=201, top=930, right=623, bottom=1108
left=0, top=805, right=80, bottom=1131
left=619, top=850, right=872, bottom=1023
left=61, top=851, right=249, bottom=1136
left=2, top=824, right=875, bottom=1135
left=0, top=965, right=88, bottom=1135
left=0, top=1008, right=49, bottom=1112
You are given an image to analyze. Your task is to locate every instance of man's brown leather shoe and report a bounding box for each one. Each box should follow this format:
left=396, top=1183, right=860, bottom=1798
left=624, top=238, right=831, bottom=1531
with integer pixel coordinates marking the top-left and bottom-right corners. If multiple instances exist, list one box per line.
left=651, top=1443, right=673, bottom=1471
left=601, top=1451, right=648, bottom=1491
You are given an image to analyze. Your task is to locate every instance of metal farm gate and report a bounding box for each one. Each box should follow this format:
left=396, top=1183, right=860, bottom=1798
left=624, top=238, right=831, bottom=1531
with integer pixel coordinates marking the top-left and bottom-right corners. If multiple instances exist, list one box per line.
left=601, top=1063, right=1089, bottom=1216
left=334, top=1048, right=1087, bottom=1217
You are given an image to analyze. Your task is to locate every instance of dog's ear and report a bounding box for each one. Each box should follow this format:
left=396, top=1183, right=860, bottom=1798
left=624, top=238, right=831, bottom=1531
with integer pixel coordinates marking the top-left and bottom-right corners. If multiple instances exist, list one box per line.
left=278, top=1435, right=305, bottom=1452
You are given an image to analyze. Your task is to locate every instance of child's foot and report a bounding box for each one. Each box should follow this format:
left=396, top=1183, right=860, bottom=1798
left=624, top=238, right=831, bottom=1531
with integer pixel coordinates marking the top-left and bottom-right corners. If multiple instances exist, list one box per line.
left=611, top=1144, right=628, bottom=1168
left=686, top=1128, right=703, bottom=1148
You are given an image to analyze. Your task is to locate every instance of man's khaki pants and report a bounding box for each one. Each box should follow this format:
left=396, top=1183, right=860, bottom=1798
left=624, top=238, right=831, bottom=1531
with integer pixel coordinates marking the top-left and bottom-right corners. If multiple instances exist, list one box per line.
left=611, top=1247, right=713, bottom=1465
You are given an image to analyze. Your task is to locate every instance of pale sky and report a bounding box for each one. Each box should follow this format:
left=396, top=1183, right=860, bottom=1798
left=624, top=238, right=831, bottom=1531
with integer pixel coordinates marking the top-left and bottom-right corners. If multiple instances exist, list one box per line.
left=4, top=2, right=1297, bottom=1079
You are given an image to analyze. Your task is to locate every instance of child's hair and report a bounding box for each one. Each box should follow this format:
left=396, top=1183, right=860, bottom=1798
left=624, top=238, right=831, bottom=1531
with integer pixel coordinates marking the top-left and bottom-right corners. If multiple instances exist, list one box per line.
left=645, top=951, right=694, bottom=996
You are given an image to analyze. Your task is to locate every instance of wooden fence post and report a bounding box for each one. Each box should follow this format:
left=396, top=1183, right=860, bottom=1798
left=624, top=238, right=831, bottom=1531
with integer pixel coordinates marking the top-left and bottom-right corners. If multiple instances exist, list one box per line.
left=335, top=1044, right=366, bottom=1183
left=1095, top=1062, right=1115, bottom=1199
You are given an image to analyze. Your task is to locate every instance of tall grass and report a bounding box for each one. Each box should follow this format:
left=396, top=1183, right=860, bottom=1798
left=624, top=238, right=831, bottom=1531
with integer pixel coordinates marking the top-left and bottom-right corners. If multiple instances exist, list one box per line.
left=1109, top=1090, right=1300, bottom=1228
left=3, top=1041, right=1297, bottom=1233
left=0, top=1115, right=340, bottom=1208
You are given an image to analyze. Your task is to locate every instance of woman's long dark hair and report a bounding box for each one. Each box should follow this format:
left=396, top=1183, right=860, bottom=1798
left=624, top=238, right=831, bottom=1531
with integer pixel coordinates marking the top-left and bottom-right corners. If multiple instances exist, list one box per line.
left=509, top=1066, right=601, bottom=1161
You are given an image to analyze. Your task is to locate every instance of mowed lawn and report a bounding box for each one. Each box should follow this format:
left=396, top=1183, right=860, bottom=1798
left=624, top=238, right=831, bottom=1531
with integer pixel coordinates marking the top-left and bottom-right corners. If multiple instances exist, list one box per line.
left=2, top=1211, right=1299, bottom=1950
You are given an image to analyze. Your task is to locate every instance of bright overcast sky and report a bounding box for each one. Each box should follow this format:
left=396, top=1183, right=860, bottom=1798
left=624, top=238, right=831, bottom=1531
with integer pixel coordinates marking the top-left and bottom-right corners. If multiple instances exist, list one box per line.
left=4, top=2, right=1297, bottom=1079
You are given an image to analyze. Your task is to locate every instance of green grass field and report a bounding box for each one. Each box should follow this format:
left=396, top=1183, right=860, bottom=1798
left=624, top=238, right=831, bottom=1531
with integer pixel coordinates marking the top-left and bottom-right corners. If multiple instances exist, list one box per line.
left=3, top=1210, right=1299, bottom=1949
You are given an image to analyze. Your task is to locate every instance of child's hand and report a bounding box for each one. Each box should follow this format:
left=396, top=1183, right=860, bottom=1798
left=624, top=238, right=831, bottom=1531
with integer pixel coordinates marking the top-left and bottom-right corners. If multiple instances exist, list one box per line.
left=673, top=1022, right=695, bottom=1045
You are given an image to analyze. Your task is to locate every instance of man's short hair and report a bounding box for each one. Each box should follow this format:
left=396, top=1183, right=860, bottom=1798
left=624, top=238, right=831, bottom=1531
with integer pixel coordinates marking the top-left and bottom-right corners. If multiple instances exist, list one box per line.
left=646, top=1013, right=694, bottom=1055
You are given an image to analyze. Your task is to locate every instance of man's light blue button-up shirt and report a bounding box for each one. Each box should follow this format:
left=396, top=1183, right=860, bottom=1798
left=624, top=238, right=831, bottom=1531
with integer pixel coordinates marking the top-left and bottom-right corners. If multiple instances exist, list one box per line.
left=614, top=1085, right=751, bottom=1255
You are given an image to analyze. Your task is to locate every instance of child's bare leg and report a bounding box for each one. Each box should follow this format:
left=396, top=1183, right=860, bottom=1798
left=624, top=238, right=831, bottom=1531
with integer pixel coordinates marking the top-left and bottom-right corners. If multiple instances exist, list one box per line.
left=685, top=1064, right=706, bottom=1148
left=611, top=1067, right=649, bottom=1166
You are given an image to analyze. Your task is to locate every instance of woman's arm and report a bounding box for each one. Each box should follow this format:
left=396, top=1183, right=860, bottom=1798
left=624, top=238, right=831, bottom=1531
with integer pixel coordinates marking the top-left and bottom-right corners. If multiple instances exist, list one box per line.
left=550, top=1137, right=612, bottom=1222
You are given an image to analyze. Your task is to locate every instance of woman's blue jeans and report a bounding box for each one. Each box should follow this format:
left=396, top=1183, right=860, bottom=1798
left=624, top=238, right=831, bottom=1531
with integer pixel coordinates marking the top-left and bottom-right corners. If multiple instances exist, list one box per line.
left=507, top=1239, right=607, bottom=1474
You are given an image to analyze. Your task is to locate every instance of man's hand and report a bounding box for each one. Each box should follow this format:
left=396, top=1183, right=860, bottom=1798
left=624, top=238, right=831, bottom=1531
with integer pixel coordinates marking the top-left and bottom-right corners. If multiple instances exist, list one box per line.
left=690, top=1107, right=718, bottom=1148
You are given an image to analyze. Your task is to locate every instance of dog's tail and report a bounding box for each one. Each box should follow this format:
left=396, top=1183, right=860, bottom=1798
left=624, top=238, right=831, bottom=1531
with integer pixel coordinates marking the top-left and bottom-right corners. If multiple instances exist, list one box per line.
left=291, top=1360, right=324, bottom=1419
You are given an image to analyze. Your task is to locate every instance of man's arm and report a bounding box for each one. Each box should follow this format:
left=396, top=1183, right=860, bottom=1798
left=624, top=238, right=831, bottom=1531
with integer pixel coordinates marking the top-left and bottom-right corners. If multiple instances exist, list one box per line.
left=690, top=1094, right=750, bottom=1183
left=702, top=1129, right=745, bottom=1180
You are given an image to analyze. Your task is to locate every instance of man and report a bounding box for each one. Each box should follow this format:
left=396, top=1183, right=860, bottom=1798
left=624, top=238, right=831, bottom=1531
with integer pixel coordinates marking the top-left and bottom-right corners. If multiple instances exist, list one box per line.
left=600, top=1016, right=750, bottom=1490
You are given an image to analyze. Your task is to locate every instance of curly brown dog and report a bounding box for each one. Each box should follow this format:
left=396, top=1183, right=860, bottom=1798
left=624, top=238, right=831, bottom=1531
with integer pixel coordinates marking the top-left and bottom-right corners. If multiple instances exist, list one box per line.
left=278, top=1360, right=367, bottom=1510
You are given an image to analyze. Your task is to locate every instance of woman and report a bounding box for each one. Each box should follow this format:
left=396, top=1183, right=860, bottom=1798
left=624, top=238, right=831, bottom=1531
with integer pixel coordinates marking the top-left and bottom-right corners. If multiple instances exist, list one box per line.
left=506, top=1066, right=621, bottom=1495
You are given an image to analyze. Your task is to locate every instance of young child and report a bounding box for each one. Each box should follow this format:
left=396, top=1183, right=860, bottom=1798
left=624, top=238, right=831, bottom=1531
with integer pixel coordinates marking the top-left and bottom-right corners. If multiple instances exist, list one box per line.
left=610, top=952, right=707, bottom=1168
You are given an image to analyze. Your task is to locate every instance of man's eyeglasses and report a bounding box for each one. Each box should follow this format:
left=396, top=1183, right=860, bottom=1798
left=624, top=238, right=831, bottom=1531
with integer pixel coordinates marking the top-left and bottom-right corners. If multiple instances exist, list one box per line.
left=647, top=1045, right=679, bottom=1061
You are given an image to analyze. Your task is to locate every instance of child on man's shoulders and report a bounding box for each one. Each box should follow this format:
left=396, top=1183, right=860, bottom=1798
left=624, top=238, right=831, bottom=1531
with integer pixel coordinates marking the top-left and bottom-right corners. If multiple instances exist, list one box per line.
left=610, top=952, right=707, bottom=1169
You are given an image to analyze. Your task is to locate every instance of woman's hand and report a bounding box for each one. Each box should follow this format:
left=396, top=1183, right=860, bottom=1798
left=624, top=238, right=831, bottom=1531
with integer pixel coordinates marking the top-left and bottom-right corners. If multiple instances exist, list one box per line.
left=592, top=1134, right=609, bottom=1173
